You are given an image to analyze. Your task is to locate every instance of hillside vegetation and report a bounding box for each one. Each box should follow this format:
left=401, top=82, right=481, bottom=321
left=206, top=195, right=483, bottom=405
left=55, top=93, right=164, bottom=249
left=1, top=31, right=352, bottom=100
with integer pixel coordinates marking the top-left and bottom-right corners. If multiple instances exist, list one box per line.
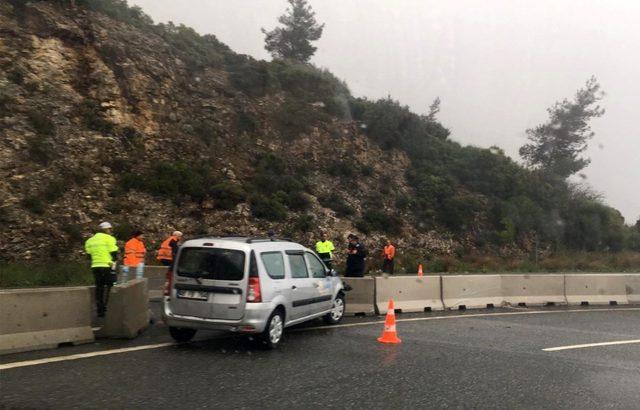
left=1, top=0, right=639, bottom=270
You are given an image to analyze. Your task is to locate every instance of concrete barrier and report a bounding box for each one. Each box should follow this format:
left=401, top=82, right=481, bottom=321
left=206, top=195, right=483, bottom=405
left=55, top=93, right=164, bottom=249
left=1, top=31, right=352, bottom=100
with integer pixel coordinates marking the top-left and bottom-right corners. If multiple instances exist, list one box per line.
left=120, top=265, right=166, bottom=301
left=565, top=274, right=629, bottom=305
left=442, top=275, right=503, bottom=310
left=501, top=274, right=566, bottom=306
left=375, top=275, right=443, bottom=314
left=341, top=277, right=375, bottom=316
left=0, top=287, right=94, bottom=355
left=97, top=279, right=150, bottom=339
left=624, top=274, right=640, bottom=304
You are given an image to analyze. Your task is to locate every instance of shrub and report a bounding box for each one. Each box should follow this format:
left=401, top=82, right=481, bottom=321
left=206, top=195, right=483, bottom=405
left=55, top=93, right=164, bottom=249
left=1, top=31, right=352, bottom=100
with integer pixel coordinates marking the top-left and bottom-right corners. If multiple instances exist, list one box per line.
left=61, top=223, right=83, bottom=244
left=113, top=219, right=135, bottom=241
left=21, top=196, right=45, bottom=214
left=210, top=182, right=246, bottom=210
left=280, top=191, right=309, bottom=212
left=119, top=126, right=144, bottom=149
left=0, top=262, right=92, bottom=288
left=226, top=56, right=272, bottom=97
left=395, top=194, right=411, bottom=210
left=67, top=166, right=92, bottom=185
left=327, top=160, right=354, bottom=179
left=358, top=209, right=403, bottom=235
left=42, top=178, right=69, bottom=201
left=236, top=111, right=258, bottom=134
left=249, top=153, right=309, bottom=214
left=318, top=192, right=354, bottom=217
left=269, top=61, right=350, bottom=113
left=293, top=214, right=315, bottom=233
left=7, top=68, right=25, bottom=85
left=156, top=23, right=225, bottom=71
left=186, top=119, right=218, bottom=145
left=273, top=98, right=327, bottom=139
left=0, top=90, right=16, bottom=116
left=250, top=194, right=287, bottom=221
left=27, top=109, right=55, bottom=136
left=0, top=206, right=12, bottom=224
left=25, top=135, right=54, bottom=165
left=78, top=98, right=114, bottom=133
left=120, top=162, right=213, bottom=203
left=361, top=164, right=374, bottom=177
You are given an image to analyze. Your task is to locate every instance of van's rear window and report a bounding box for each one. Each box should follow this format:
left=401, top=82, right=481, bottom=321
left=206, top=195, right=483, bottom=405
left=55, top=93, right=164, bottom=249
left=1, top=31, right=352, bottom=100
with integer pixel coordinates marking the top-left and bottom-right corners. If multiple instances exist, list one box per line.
left=177, top=248, right=245, bottom=281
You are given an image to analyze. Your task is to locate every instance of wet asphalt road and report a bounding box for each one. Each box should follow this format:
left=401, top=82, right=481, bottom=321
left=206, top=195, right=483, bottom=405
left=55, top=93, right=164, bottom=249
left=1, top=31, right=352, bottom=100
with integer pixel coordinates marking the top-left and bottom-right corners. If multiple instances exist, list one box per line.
left=1, top=304, right=640, bottom=409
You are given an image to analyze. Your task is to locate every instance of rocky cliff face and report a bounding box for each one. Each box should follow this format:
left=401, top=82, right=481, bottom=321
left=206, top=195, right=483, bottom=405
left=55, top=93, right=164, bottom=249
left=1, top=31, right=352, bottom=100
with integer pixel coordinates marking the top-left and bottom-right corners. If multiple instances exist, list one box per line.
left=0, top=1, right=457, bottom=265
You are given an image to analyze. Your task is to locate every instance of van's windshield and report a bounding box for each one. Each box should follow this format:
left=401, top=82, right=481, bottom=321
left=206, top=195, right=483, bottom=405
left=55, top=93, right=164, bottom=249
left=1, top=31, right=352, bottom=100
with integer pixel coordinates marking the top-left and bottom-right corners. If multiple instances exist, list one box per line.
left=176, top=247, right=245, bottom=281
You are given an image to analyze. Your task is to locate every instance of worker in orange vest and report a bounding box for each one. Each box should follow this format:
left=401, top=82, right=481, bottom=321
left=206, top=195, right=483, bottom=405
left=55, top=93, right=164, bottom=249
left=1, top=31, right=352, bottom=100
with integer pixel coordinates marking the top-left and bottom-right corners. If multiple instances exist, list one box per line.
left=157, top=231, right=183, bottom=267
left=122, top=230, right=146, bottom=283
left=382, top=238, right=396, bottom=275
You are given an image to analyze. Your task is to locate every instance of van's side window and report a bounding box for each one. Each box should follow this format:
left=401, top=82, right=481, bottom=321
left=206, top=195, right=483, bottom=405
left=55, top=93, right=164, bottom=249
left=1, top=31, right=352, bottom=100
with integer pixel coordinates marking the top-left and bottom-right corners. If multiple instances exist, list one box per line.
left=261, top=252, right=285, bottom=279
left=305, top=252, right=326, bottom=278
left=288, top=253, right=308, bottom=278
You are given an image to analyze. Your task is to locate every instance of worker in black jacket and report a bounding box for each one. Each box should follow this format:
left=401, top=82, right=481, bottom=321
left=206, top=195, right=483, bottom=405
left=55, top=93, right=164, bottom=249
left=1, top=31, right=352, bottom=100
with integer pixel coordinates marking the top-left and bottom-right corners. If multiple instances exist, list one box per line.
left=345, top=235, right=367, bottom=277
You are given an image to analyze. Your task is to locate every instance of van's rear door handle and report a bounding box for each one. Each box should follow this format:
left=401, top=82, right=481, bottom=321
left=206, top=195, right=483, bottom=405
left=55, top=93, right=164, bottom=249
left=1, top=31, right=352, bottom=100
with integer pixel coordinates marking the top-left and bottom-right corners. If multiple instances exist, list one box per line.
left=291, top=285, right=297, bottom=290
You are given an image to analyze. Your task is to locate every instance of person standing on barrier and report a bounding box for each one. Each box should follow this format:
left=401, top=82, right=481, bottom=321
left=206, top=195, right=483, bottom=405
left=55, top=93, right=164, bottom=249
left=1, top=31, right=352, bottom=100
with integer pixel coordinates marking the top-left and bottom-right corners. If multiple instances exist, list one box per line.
left=85, top=222, right=119, bottom=317
left=345, top=235, right=367, bottom=277
left=122, top=230, right=146, bottom=283
left=315, top=231, right=335, bottom=269
left=382, top=238, right=396, bottom=275
left=157, top=231, right=182, bottom=268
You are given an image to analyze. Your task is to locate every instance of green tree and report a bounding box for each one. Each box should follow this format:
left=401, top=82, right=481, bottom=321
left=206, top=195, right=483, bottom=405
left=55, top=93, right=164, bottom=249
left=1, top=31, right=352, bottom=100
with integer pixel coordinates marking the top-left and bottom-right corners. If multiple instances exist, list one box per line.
left=519, top=76, right=605, bottom=179
left=262, top=0, right=324, bottom=63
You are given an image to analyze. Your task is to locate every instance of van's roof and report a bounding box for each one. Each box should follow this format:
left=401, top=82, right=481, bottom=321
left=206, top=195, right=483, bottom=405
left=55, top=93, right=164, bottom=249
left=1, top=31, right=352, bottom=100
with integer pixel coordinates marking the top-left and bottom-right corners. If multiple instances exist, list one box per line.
left=180, top=237, right=307, bottom=251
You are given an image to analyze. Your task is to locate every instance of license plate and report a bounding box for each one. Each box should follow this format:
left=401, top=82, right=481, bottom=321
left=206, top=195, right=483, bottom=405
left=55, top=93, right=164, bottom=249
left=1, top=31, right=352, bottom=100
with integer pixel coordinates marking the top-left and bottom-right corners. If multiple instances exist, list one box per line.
left=177, top=290, right=208, bottom=300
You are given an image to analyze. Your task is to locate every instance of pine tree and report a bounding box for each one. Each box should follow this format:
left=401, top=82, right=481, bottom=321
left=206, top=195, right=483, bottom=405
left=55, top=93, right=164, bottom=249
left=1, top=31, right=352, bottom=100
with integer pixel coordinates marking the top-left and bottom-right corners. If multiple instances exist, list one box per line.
left=519, top=76, right=605, bottom=179
left=262, top=0, right=324, bottom=63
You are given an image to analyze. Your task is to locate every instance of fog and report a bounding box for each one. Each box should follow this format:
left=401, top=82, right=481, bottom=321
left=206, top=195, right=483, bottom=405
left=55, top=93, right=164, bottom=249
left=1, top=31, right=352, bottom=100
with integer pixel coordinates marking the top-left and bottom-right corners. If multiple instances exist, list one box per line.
left=129, top=0, right=640, bottom=224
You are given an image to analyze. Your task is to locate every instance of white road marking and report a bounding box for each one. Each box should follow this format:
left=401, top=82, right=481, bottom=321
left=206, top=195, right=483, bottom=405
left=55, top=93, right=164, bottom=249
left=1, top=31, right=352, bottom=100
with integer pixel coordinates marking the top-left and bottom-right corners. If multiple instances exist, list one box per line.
left=543, top=339, right=640, bottom=352
left=296, top=307, right=640, bottom=332
left=0, top=342, right=174, bottom=371
left=2, top=307, right=639, bottom=371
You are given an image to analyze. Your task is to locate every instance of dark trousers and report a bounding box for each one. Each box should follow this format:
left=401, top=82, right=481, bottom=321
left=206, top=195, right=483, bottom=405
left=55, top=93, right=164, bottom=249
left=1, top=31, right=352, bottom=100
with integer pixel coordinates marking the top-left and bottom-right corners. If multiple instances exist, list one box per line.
left=160, top=259, right=171, bottom=267
left=92, top=267, right=115, bottom=316
left=382, top=258, right=394, bottom=274
left=345, top=262, right=365, bottom=277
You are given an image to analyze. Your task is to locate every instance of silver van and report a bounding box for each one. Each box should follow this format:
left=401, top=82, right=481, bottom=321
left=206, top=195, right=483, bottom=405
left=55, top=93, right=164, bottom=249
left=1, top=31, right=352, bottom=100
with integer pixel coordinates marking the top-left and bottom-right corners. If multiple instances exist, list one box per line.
left=162, top=237, right=346, bottom=348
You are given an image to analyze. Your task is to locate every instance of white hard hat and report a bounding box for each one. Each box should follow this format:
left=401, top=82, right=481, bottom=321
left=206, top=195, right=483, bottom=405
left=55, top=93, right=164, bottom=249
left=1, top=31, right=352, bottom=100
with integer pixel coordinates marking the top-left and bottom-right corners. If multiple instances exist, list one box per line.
left=173, top=231, right=183, bottom=237
left=98, top=222, right=113, bottom=229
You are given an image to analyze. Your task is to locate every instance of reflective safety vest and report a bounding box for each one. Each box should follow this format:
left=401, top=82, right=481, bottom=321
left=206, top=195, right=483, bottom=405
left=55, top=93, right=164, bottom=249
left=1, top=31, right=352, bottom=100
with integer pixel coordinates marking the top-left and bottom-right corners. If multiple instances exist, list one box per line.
left=157, top=236, right=178, bottom=261
left=124, top=237, right=146, bottom=267
left=315, top=240, right=335, bottom=257
left=84, top=232, right=118, bottom=268
left=383, top=244, right=396, bottom=260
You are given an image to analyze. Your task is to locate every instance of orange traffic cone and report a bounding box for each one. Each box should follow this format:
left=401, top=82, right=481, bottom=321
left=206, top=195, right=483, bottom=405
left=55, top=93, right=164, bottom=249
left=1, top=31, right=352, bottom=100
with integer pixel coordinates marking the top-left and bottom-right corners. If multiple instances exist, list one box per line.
left=377, top=299, right=401, bottom=344
left=418, top=264, right=423, bottom=277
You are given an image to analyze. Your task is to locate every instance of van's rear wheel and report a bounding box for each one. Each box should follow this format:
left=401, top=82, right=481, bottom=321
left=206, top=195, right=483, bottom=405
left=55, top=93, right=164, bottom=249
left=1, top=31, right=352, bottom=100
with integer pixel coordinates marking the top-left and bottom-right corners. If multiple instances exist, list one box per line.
left=261, top=309, right=284, bottom=349
left=169, top=327, right=197, bottom=343
left=324, top=293, right=345, bottom=324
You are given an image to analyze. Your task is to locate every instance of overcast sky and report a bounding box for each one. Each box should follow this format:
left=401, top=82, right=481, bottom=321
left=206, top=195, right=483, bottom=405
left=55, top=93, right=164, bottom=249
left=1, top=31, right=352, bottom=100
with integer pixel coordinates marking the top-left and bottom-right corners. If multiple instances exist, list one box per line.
left=130, top=0, right=639, bottom=224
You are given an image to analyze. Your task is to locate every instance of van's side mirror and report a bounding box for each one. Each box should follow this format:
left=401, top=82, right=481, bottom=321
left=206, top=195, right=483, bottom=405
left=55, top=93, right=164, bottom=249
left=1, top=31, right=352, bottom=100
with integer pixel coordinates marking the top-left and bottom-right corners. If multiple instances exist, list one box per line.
left=327, top=268, right=338, bottom=277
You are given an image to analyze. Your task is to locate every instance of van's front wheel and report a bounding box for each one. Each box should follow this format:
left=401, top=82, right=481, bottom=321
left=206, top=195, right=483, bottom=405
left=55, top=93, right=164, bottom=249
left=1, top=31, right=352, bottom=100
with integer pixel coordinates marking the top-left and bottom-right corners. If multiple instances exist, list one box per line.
left=261, top=309, right=284, bottom=349
left=324, top=293, right=345, bottom=324
left=169, top=326, right=197, bottom=343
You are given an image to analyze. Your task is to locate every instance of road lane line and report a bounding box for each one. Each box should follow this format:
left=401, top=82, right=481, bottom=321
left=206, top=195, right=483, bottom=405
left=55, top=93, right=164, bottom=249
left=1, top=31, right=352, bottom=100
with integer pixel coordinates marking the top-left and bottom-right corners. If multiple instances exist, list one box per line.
left=295, top=307, right=640, bottom=332
left=543, top=339, right=640, bottom=352
left=0, top=342, right=175, bottom=371
left=3, top=307, right=639, bottom=370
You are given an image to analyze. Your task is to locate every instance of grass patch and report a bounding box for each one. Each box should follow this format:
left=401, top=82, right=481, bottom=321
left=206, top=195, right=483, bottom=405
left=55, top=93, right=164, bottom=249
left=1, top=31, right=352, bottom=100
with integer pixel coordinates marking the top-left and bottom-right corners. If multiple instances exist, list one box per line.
left=0, top=262, right=92, bottom=288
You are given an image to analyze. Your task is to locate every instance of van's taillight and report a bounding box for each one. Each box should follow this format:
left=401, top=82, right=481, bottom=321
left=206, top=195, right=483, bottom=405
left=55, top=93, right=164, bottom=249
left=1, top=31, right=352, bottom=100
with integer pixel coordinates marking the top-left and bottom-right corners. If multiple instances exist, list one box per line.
left=247, top=250, right=261, bottom=302
left=163, top=269, right=173, bottom=297
left=247, top=277, right=262, bottom=303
